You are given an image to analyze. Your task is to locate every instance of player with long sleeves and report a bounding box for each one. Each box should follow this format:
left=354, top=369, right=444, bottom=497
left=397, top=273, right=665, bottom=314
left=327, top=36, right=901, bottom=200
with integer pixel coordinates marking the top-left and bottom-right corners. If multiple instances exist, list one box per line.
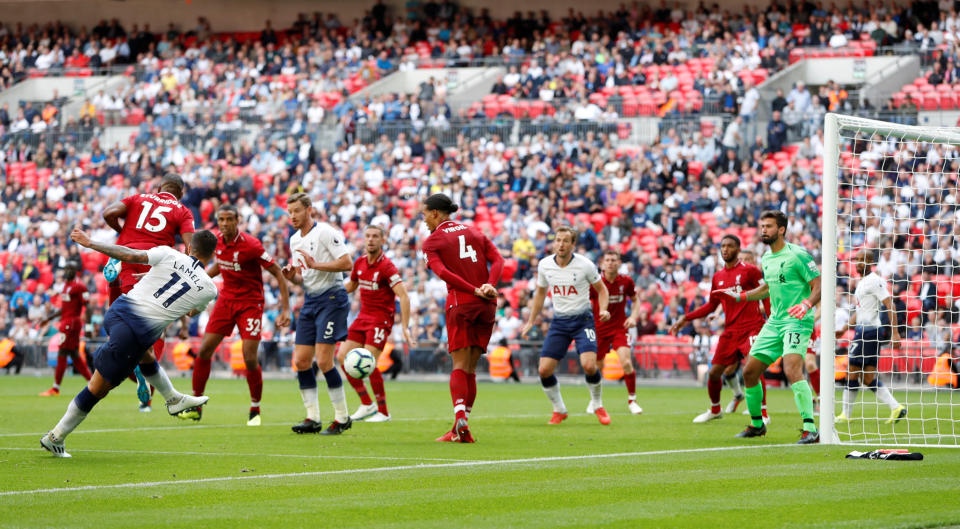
left=41, top=228, right=218, bottom=458
left=189, top=204, right=291, bottom=426
left=521, top=226, right=612, bottom=426
left=421, top=193, right=503, bottom=443
left=717, top=211, right=822, bottom=444
left=670, top=235, right=769, bottom=424
left=282, top=193, right=354, bottom=435
left=39, top=261, right=93, bottom=396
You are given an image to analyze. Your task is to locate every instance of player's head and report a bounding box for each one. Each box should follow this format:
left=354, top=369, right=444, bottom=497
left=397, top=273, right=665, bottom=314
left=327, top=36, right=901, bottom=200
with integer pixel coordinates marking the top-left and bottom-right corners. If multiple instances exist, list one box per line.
left=364, top=225, right=386, bottom=256
left=64, top=260, right=81, bottom=281
left=216, top=204, right=240, bottom=240
left=740, top=249, right=756, bottom=266
left=720, top=234, right=741, bottom=264
left=286, top=192, right=313, bottom=232
left=190, top=229, right=217, bottom=263
left=159, top=173, right=185, bottom=199
left=855, top=248, right=876, bottom=276
left=601, top=249, right=621, bottom=275
left=421, top=193, right=459, bottom=232
left=554, top=226, right=577, bottom=259
left=758, top=210, right=788, bottom=245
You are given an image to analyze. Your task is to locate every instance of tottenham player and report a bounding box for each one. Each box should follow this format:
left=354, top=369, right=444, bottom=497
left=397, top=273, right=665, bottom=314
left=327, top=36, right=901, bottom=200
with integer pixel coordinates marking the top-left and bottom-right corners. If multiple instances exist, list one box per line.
left=39, top=261, right=93, bottom=396
left=421, top=193, right=503, bottom=443
left=103, top=174, right=195, bottom=411
left=590, top=250, right=643, bottom=414
left=521, top=226, right=611, bottom=425
left=339, top=225, right=415, bottom=423
left=834, top=250, right=906, bottom=424
left=283, top=193, right=354, bottom=435
left=670, top=235, right=769, bottom=424
left=41, top=228, right=216, bottom=458
left=189, top=205, right=291, bottom=426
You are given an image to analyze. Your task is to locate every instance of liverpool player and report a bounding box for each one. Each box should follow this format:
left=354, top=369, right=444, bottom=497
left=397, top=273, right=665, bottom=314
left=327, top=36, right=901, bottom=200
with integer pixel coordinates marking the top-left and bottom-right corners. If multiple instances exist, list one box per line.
left=521, top=226, right=611, bottom=425
left=283, top=193, right=354, bottom=435
left=670, top=234, right=769, bottom=424
left=590, top=250, right=643, bottom=414
left=103, top=174, right=195, bottom=412
left=421, top=193, right=503, bottom=443
left=39, top=261, right=93, bottom=396
left=188, top=205, right=291, bottom=425
left=339, top=225, right=415, bottom=423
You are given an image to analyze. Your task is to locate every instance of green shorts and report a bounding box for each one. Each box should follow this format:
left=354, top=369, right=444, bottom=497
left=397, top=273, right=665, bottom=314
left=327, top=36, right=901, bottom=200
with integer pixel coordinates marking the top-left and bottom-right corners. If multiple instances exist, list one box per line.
left=750, top=318, right=814, bottom=366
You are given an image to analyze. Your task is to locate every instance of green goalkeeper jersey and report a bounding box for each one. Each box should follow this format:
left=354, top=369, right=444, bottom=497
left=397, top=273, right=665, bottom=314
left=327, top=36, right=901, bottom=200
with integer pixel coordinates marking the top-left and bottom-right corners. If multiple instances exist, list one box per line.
left=760, top=242, right=820, bottom=323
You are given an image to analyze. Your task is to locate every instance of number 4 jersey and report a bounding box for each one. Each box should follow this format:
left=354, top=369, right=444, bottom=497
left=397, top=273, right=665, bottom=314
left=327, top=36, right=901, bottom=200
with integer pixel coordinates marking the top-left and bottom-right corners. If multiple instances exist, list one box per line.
left=422, top=219, right=501, bottom=308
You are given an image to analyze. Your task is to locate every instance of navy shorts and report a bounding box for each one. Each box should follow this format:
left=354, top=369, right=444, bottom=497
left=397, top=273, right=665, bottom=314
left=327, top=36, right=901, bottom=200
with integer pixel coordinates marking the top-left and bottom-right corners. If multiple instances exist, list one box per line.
left=541, top=313, right=598, bottom=360
left=93, top=298, right=162, bottom=386
left=296, top=288, right=349, bottom=346
left=848, top=326, right=881, bottom=368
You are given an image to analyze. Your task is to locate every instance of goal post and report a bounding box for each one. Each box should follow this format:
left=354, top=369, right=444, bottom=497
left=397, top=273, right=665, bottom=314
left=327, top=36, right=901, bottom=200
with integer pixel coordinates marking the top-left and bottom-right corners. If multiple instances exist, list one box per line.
left=821, top=112, right=960, bottom=447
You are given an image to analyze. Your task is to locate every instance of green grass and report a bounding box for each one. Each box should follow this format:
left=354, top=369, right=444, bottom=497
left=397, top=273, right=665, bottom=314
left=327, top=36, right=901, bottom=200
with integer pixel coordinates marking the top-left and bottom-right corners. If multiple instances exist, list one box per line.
left=1, top=375, right=959, bottom=529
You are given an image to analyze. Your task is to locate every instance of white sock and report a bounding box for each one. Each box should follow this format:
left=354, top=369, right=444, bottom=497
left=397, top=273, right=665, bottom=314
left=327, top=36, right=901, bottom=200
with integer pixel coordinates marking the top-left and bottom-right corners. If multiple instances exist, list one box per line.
left=725, top=372, right=744, bottom=396
left=542, top=384, right=567, bottom=414
left=628, top=393, right=636, bottom=402
left=587, top=381, right=603, bottom=408
left=301, top=386, right=320, bottom=421
left=52, top=400, right=87, bottom=440
left=143, top=365, right=181, bottom=403
left=328, top=384, right=349, bottom=423
left=842, top=388, right=858, bottom=417
left=875, top=385, right=900, bottom=410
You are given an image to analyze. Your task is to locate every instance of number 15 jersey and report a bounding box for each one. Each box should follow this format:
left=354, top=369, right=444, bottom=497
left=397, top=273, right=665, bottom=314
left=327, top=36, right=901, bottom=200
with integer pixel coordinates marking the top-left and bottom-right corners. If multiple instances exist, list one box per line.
left=115, top=192, right=196, bottom=292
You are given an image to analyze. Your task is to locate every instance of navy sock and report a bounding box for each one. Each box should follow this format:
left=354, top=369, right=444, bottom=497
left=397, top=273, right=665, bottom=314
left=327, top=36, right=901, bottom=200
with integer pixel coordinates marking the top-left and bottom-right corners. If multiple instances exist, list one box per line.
left=74, top=387, right=102, bottom=413
left=867, top=378, right=879, bottom=392
left=138, top=361, right=159, bottom=377
left=323, top=367, right=343, bottom=389
left=585, top=371, right=602, bottom=384
left=297, top=368, right=317, bottom=390
left=540, top=375, right=558, bottom=388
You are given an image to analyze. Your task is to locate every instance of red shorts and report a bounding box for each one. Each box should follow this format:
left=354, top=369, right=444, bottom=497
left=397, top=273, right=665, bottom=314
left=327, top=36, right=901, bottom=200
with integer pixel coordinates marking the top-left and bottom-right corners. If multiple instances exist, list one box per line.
left=597, top=330, right=630, bottom=361
left=59, top=318, right=83, bottom=351
left=347, top=313, right=392, bottom=350
left=205, top=298, right=264, bottom=340
left=713, top=327, right=761, bottom=366
left=119, top=263, right=149, bottom=294
left=446, top=302, right=496, bottom=352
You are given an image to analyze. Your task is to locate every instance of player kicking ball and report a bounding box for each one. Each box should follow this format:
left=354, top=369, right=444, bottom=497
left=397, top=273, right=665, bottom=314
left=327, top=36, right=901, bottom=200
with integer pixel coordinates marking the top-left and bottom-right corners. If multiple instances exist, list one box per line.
left=670, top=235, right=769, bottom=424
left=41, top=228, right=217, bottom=458
left=521, top=226, right=611, bottom=426
left=717, top=211, right=822, bottom=444
left=189, top=205, right=291, bottom=426
left=590, top=250, right=643, bottom=415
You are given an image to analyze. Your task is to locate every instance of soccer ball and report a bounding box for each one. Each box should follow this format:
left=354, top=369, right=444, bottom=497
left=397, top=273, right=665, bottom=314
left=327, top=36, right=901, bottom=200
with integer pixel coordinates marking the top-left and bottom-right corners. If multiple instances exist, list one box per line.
left=344, top=348, right=376, bottom=379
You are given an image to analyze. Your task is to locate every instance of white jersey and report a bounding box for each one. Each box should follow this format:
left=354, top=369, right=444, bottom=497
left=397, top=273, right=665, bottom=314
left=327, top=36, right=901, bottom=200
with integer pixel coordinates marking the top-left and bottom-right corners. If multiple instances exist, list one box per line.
left=854, top=271, right=890, bottom=328
left=537, top=253, right=601, bottom=317
left=290, top=222, right=351, bottom=295
left=125, top=246, right=217, bottom=333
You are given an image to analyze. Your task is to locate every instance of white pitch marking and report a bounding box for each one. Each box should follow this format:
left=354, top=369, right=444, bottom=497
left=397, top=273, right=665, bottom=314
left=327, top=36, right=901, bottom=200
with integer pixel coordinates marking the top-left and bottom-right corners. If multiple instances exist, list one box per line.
left=0, top=446, right=476, bottom=462
left=1, top=443, right=804, bottom=497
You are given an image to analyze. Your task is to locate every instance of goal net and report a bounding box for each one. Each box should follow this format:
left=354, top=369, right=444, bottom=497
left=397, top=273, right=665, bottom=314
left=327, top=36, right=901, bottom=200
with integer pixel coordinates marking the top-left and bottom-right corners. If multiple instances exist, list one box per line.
left=821, top=113, right=960, bottom=447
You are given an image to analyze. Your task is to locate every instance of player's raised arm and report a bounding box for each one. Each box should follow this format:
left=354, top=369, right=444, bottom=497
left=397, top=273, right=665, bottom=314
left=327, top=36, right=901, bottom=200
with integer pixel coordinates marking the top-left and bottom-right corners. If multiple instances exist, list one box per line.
left=672, top=286, right=721, bottom=335
left=265, top=262, right=291, bottom=329
left=717, top=282, right=769, bottom=302
left=102, top=200, right=127, bottom=233
left=71, top=228, right=149, bottom=264
left=591, top=279, right=610, bottom=322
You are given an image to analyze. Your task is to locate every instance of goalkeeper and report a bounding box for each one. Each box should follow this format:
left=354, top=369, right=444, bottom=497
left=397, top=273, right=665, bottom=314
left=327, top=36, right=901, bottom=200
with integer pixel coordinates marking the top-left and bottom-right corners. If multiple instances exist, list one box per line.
left=717, top=210, right=822, bottom=444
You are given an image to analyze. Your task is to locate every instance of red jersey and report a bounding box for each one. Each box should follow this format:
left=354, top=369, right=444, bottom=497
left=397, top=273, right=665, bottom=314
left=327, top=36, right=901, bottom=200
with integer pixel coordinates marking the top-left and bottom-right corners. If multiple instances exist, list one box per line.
left=59, top=280, right=89, bottom=321
left=351, top=252, right=402, bottom=320
left=685, top=261, right=766, bottom=332
left=590, top=273, right=636, bottom=335
left=116, top=191, right=195, bottom=250
left=214, top=231, right=275, bottom=303
left=422, top=220, right=504, bottom=307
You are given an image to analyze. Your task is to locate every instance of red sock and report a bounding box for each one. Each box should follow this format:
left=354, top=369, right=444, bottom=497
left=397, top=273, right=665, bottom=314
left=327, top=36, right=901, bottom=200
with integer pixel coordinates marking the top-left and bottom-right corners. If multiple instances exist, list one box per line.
left=760, top=375, right=769, bottom=417
left=192, top=357, right=212, bottom=396
left=624, top=370, right=637, bottom=397
left=246, top=364, right=263, bottom=405
left=74, top=355, right=92, bottom=381
left=152, top=338, right=165, bottom=362
left=708, top=378, right=722, bottom=414
left=369, top=368, right=388, bottom=415
left=450, top=368, right=468, bottom=422
left=465, top=372, right=477, bottom=416
left=345, top=368, right=373, bottom=405
left=53, top=355, right=67, bottom=387
left=809, top=369, right=821, bottom=396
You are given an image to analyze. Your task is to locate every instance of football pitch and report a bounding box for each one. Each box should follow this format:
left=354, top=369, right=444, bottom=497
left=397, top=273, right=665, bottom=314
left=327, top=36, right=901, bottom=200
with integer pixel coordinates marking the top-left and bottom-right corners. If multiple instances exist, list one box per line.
left=1, top=376, right=959, bottom=529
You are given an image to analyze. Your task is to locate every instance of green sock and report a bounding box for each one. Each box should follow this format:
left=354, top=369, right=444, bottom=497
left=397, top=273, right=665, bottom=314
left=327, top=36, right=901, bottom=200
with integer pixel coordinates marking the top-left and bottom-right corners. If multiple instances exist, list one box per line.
left=791, top=380, right=817, bottom=432
left=745, top=383, right=764, bottom=428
